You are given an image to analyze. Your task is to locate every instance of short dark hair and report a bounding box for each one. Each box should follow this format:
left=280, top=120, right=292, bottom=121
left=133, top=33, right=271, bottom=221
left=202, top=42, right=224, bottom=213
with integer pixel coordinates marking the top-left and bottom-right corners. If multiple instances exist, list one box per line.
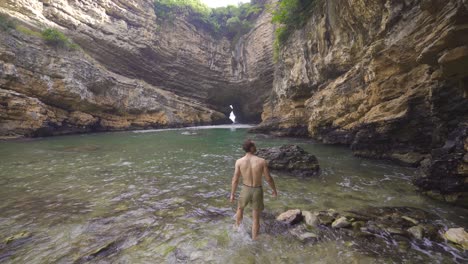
left=242, top=139, right=255, bottom=152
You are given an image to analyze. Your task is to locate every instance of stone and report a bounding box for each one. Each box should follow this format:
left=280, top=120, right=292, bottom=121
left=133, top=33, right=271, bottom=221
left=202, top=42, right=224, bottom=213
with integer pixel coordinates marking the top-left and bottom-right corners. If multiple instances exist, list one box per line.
left=276, top=209, right=303, bottom=225
left=351, top=221, right=365, bottom=230
left=316, top=214, right=335, bottom=226
left=332, top=217, right=351, bottom=228
left=189, top=251, right=204, bottom=261
left=401, top=216, right=419, bottom=225
left=407, top=225, right=424, bottom=240
left=3, top=231, right=31, bottom=244
left=444, top=228, right=468, bottom=250
left=302, top=211, right=318, bottom=227
left=298, top=232, right=318, bottom=241
left=256, top=145, right=320, bottom=177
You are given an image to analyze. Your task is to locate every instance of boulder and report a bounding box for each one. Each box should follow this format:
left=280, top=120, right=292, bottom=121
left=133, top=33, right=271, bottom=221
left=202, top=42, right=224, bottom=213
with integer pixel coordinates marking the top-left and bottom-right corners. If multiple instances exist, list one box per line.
left=302, top=211, right=319, bottom=227
left=407, top=225, right=424, bottom=240
left=317, top=214, right=335, bottom=226
left=444, top=228, right=468, bottom=250
left=256, top=145, right=320, bottom=177
left=277, top=209, right=303, bottom=225
left=289, top=225, right=318, bottom=242
left=332, top=217, right=351, bottom=228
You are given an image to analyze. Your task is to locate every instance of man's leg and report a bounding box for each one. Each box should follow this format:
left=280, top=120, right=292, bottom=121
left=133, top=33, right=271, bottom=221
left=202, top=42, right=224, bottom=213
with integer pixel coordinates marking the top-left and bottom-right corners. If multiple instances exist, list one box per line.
left=235, top=206, right=244, bottom=227
left=252, top=209, right=260, bottom=240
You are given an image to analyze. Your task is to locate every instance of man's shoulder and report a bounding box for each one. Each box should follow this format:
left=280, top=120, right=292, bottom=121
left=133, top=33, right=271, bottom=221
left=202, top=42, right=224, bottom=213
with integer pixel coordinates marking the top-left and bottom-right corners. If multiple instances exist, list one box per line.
left=235, top=157, right=245, bottom=163
left=254, top=156, right=266, bottom=163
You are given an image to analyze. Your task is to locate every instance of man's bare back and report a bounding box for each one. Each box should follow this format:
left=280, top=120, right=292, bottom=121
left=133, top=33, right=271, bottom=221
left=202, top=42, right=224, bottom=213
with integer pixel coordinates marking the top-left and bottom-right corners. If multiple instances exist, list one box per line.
left=230, top=140, right=277, bottom=240
left=236, top=155, right=265, bottom=187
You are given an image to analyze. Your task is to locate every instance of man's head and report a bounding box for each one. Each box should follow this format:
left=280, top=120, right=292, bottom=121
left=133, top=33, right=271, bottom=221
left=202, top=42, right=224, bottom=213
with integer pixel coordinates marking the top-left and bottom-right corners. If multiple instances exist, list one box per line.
left=242, top=139, right=256, bottom=153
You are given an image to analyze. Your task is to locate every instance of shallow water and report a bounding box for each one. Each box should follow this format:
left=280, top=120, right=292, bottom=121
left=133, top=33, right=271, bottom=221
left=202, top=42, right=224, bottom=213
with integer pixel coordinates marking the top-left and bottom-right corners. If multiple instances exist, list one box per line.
left=0, top=126, right=467, bottom=263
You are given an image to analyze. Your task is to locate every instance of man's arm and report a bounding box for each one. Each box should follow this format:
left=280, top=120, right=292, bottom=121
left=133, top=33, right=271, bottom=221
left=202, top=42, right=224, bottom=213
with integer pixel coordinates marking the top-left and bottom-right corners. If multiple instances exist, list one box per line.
left=230, top=160, right=241, bottom=203
left=263, top=160, right=277, bottom=197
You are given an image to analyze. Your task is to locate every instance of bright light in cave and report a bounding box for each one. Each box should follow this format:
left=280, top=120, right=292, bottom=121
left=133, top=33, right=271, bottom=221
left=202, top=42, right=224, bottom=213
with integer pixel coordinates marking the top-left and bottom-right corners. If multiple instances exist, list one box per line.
left=200, top=0, right=250, bottom=8
left=229, top=105, right=236, bottom=123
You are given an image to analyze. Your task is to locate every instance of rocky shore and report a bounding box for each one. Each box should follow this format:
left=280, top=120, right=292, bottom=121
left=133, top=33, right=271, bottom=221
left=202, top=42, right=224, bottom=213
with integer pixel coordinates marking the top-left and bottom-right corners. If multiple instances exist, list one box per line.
left=275, top=207, right=468, bottom=260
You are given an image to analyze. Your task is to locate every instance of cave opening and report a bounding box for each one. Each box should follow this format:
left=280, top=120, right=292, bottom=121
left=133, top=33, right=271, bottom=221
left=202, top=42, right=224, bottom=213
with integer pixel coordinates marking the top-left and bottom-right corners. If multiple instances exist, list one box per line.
left=229, top=105, right=236, bottom=123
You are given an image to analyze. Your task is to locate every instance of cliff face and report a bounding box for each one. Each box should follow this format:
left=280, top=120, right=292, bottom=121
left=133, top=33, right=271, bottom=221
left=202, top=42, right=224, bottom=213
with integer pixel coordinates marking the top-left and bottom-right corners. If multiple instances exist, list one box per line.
left=255, top=0, right=468, bottom=206
left=0, top=0, right=274, bottom=137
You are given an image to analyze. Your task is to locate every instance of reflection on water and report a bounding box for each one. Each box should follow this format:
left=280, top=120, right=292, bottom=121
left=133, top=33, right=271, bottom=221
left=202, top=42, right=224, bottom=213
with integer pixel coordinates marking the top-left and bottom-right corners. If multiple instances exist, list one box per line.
left=0, top=127, right=467, bottom=263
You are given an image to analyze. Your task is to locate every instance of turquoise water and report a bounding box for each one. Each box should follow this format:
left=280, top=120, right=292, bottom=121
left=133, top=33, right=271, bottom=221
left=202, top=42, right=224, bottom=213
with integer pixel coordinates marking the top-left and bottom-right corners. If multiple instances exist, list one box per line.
left=0, top=126, right=467, bottom=263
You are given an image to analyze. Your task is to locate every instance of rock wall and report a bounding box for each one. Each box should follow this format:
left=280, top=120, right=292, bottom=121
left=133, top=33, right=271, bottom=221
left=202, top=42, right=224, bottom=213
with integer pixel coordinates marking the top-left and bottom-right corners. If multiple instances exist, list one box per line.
left=255, top=0, right=468, bottom=206
left=0, top=0, right=275, bottom=137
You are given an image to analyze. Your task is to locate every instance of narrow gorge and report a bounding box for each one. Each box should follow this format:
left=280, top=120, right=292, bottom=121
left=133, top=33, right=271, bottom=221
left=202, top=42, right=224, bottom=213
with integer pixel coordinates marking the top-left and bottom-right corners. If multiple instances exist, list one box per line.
left=0, top=0, right=467, bottom=207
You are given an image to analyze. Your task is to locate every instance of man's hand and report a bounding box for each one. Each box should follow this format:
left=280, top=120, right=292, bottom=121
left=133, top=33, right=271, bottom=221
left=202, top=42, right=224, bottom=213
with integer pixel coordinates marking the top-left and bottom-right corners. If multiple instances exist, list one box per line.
left=230, top=194, right=235, bottom=203
left=272, top=190, right=278, bottom=198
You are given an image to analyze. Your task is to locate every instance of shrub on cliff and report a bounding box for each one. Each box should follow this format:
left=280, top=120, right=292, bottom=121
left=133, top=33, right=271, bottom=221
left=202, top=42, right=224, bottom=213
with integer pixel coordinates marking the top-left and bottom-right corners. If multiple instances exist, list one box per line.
left=271, top=0, right=315, bottom=61
left=0, top=13, right=16, bottom=31
left=153, top=0, right=263, bottom=42
left=41, top=28, right=78, bottom=50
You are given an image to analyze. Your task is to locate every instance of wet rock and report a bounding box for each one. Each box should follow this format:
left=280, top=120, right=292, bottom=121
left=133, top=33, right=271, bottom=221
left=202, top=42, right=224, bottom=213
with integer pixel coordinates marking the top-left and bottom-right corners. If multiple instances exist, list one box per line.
left=74, top=239, right=124, bottom=264
left=316, top=214, right=334, bottom=226
left=276, top=209, right=303, bottom=225
left=414, top=122, right=468, bottom=208
left=289, top=225, right=318, bottom=242
left=332, top=217, right=351, bottom=228
left=189, top=251, right=204, bottom=261
left=256, top=145, right=320, bottom=177
left=3, top=231, right=31, bottom=245
left=407, top=225, right=424, bottom=240
left=302, top=211, right=318, bottom=227
left=401, top=216, right=419, bottom=225
left=351, top=221, right=365, bottom=230
left=444, top=228, right=468, bottom=250
left=384, top=228, right=408, bottom=236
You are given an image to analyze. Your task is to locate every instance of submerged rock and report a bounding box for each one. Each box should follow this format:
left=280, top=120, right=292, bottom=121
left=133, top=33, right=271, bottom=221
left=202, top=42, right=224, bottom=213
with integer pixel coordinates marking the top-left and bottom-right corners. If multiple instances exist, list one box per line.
left=276, top=209, right=303, bottom=225
left=3, top=231, right=31, bottom=245
left=444, top=228, right=468, bottom=250
left=407, top=225, right=424, bottom=240
left=332, top=217, right=351, bottom=228
left=256, top=145, right=320, bottom=177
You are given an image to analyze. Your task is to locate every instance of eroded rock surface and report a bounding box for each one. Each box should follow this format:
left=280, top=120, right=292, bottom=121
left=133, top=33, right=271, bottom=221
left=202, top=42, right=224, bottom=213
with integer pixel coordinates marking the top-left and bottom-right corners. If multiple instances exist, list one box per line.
left=0, top=0, right=275, bottom=138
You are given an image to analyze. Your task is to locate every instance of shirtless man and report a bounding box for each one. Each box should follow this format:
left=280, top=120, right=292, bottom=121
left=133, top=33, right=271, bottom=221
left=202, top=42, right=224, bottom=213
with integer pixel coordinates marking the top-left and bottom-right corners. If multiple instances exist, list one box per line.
left=230, top=139, right=277, bottom=240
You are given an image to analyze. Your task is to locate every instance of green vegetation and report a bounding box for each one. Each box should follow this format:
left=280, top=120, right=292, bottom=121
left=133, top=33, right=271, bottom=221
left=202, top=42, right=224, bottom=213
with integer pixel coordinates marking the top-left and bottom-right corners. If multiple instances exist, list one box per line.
left=153, top=0, right=264, bottom=43
left=0, top=13, right=16, bottom=31
left=41, top=28, right=78, bottom=50
left=16, top=25, right=42, bottom=37
left=271, top=0, right=315, bottom=61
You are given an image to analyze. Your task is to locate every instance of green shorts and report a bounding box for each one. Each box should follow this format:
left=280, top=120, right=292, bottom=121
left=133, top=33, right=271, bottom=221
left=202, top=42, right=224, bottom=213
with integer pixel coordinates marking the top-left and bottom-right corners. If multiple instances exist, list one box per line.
left=238, top=185, right=264, bottom=211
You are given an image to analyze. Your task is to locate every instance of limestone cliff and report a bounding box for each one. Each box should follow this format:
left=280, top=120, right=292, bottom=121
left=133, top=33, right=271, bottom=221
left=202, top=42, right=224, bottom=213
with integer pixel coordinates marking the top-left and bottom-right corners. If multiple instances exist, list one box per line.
left=0, top=0, right=274, bottom=137
left=254, top=0, right=468, bottom=206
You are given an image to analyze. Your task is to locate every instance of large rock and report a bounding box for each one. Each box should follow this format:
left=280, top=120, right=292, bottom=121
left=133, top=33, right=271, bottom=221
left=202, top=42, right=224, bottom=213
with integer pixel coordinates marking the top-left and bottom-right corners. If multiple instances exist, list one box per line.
left=302, top=211, right=319, bottom=227
left=256, top=145, right=320, bottom=177
left=332, top=217, right=351, bottom=228
left=444, top=228, right=468, bottom=250
left=276, top=209, right=303, bottom=225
